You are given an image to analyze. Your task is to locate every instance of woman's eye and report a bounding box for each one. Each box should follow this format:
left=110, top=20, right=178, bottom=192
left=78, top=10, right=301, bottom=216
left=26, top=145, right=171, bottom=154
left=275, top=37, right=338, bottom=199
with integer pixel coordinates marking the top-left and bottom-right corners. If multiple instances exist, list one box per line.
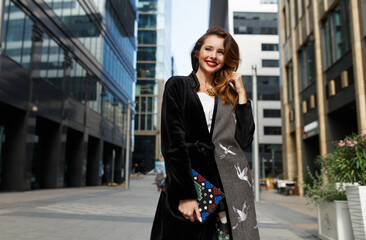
left=205, top=48, right=211, bottom=51
left=218, top=51, right=224, bottom=54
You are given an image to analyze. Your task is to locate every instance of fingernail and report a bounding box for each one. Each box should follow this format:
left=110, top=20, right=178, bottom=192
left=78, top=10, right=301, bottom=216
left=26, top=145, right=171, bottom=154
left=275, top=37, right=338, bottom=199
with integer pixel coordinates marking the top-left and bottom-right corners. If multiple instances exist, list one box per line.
left=199, top=217, right=202, bottom=222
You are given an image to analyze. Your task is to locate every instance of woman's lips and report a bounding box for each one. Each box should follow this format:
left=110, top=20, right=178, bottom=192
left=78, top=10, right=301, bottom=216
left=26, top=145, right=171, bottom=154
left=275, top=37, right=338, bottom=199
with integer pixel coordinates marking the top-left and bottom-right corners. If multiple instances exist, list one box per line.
left=206, top=60, right=218, bottom=67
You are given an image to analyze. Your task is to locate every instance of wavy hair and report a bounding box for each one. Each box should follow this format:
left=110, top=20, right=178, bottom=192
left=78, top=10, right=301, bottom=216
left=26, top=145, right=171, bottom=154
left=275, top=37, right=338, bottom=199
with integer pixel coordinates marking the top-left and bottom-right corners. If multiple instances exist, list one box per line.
left=191, top=27, right=240, bottom=108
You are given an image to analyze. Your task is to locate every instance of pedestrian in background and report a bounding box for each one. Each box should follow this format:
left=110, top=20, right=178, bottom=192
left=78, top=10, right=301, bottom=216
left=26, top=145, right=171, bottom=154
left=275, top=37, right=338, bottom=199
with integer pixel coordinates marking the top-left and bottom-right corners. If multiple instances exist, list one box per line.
left=151, top=27, right=259, bottom=240
left=155, top=165, right=165, bottom=191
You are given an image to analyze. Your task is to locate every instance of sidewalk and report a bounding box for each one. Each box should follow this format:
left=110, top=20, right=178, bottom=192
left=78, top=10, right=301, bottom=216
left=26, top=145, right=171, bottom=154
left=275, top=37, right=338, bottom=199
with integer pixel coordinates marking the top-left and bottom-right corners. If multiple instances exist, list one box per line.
left=256, top=188, right=318, bottom=239
left=0, top=175, right=319, bottom=240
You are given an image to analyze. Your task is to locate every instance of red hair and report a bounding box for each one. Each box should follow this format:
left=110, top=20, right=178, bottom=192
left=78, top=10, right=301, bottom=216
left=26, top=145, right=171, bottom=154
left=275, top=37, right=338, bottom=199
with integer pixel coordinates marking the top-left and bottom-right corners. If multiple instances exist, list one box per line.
left=191, top=27, right=240, bottom=108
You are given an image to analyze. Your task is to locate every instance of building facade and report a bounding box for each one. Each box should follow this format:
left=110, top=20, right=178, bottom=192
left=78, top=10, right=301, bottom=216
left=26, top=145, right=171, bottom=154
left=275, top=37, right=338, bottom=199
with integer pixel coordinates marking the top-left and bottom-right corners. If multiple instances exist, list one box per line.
left=226, top=0, right=283, bottom=177
left=279, top=0, right=366, bottom=195
left=0, top=0, right=137, bottom=191
left=133, top=0, right=172, bottom=172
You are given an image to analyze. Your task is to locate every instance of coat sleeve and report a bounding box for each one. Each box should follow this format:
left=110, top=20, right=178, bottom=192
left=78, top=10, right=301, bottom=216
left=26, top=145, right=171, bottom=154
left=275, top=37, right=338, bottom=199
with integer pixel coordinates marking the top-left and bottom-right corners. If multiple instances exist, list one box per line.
left=235, top=100, right=255, bottom=149
left=161, top=78, right=197, bottom=200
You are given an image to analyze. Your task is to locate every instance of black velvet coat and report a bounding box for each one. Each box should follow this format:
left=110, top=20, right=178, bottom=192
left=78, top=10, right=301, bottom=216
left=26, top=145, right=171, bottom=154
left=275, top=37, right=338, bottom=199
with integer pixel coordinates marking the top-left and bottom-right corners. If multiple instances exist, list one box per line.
left=151, top=72, right=256, bottom=240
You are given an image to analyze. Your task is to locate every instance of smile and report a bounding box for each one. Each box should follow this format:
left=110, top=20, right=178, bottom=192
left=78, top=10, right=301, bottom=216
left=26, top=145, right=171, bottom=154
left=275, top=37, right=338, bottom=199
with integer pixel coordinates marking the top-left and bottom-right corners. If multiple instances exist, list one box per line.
left=206, top=60, right=218, bottom=67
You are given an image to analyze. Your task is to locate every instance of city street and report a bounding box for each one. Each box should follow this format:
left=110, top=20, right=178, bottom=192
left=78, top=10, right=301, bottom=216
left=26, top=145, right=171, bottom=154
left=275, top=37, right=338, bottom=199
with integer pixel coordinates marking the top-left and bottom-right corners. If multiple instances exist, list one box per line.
left=0, top=175, right=318, bottom=240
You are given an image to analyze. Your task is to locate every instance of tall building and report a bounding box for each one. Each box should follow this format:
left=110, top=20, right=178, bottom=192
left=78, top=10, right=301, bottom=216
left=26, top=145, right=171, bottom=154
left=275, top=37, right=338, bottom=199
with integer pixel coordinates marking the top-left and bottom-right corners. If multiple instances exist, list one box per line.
left=0, top=0, right=137, bottom=191
left=133, top=0, right=172, bottom=172
left=279, top=0, right=366, bottom=195
left=212, top=0, right=283, bottom=177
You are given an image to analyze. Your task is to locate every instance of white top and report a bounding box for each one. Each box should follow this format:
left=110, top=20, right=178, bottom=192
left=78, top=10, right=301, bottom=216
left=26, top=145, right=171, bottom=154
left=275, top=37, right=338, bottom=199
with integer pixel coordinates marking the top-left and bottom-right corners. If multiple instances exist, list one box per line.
left=197, top=92, right=215, bottom=132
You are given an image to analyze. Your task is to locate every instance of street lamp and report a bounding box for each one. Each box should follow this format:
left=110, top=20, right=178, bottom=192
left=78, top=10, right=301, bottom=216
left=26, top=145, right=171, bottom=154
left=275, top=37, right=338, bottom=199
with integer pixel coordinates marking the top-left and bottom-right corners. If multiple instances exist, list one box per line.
left=252, top=65, right=260, bottom=202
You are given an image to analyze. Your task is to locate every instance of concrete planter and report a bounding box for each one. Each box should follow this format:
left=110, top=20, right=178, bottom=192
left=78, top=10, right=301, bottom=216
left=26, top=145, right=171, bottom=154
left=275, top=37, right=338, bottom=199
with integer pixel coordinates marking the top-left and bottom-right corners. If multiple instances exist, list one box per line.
left=318, top=200, right=354, bottom=240
left=346, top=185, right=366, bottom=240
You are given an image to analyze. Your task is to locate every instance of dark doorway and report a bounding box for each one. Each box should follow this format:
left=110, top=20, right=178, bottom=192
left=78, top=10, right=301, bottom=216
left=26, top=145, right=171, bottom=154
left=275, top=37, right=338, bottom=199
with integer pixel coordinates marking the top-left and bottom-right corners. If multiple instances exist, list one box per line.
left=65, top=128, right=84, bottom=187
left=32, top=117, right=61, bottom=189
left=86, top=136, right=100, bottom=186
left=132, top=136, right=155, bottom=173
left=327, top=101, right=358, bottom=150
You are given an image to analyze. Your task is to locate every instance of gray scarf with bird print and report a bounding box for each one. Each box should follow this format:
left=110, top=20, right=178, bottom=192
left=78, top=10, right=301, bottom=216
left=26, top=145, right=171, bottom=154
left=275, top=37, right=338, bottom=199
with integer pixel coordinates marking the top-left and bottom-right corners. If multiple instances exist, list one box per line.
left=212, top=98, right=260, bottom=240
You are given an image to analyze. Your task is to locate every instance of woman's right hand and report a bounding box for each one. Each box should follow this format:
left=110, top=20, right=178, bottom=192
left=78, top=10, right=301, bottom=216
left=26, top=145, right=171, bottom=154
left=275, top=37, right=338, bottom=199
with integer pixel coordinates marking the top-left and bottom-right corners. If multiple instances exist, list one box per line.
left=178, top=199, right=202, bottom=223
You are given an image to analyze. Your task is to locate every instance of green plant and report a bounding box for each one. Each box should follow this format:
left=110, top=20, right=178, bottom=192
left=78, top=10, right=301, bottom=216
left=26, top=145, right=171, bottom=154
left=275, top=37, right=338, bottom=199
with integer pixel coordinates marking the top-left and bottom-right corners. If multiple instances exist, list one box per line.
left=303, top=166, right=347, bottom=208
left=266, top=173, right=278, bottom=179
left=323, top=133, right=366, bottom=186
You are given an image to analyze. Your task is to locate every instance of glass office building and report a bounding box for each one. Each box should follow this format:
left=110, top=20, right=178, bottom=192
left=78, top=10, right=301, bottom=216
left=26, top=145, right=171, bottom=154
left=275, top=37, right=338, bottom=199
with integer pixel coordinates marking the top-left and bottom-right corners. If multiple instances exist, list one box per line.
left=0, top=0, right=137, bottom=191
left=133, top=0, right=172, bottom=172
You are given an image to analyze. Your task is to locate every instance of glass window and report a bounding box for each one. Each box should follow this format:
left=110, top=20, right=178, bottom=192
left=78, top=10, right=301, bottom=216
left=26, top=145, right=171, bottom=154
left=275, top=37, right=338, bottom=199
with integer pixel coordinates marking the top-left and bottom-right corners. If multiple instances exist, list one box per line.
left=234, top=12, right=277, bottom=35
left=362, top=0, right=366, bottom=37
left=134, top=114, right=139, bottom=130
left=137, top=62, right=156, bottom=78
left=294, top=0, right=299, bottom=25
left=137, top=46, right=157, bottom=61
left=242, top=75, right=252, bottom=99
left=263, top=109, right=281, bottom=118
left=242, top=75, right=280, bottom=100
left=147, top=114, right=152, bottom=130
left=138, top=14, right=157, bottom=28
left=39, top=34, right=65, bottom=89
left=264, top=126, right=282, bottom=135
left=88, top=78, right=102, bottom=114
left=138, top=30, right=157, bottom=44
left=262, top=43, right=279, bottom=51
left=2, top=1, right=34, bottom=67
left=70, top=60, right=87, bottom=103
left=140, top=97, right=146, bottom=113
left=258, top=76, right=280, bottom=100
left=138, top=0, right=158, bottom=12
left=298, top=40, right=315, bottom=91
left=286, top=62, right=294, bottom=101
left=321, top=1, right=351, bottom=69
left=136, top=80, right=157, bottom=95
left=262, top=59, right=279, bottom=68
left=103, top=90, right=114, bottom=123
left=140, top=114, right=146, bottom=130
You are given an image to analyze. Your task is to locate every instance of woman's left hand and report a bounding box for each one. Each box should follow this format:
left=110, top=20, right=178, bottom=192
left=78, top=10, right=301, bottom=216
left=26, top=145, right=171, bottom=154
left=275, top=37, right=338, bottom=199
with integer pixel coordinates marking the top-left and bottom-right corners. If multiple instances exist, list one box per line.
left=229, top=72, right=247, bottom=104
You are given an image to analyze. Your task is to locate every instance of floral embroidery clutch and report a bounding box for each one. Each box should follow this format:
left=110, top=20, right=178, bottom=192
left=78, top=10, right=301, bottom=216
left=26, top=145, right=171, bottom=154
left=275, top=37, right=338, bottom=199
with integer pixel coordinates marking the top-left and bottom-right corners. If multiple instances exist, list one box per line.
left=161, top=169, right=225, bottom=223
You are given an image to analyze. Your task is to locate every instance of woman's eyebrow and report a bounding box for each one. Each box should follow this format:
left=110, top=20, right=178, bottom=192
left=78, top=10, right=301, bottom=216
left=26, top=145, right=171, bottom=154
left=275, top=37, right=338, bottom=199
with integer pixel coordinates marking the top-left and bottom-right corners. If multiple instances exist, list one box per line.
left=204, top=45, right=224, bottom=51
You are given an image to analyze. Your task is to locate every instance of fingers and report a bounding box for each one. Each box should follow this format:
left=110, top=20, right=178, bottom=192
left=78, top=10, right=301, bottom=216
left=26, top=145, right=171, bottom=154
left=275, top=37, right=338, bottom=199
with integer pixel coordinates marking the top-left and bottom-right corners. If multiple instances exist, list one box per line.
left=178, top=199, right=201, bottom=223
left=194, top=204, right=202, bottom=222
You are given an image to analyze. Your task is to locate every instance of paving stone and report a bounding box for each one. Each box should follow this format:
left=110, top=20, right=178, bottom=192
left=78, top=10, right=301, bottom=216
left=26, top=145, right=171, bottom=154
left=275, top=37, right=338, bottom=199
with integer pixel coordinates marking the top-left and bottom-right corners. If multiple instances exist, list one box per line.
left=0, top=174, right=318, bottom=240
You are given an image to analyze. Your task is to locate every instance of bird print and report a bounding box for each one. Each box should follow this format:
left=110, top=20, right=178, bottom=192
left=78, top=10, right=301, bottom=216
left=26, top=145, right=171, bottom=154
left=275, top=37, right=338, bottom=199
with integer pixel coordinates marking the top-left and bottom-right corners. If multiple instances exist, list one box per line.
left=219, top=143, right=237, bottom=159
left=232, top=201, right=250, bottom=230
left=234, top=163, right=251, bottom=187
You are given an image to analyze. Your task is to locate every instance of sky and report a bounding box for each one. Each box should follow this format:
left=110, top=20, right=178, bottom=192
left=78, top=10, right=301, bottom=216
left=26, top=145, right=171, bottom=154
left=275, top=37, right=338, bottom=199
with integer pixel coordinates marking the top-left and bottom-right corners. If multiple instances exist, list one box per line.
left=171, top=0, right=211, bottom=76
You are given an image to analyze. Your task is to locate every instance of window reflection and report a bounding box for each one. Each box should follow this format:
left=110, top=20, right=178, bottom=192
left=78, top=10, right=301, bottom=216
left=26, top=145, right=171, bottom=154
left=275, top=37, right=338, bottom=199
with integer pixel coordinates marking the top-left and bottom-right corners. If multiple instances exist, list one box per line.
left=70, top=60, right=87, bottom=103
left=136, top=80, right=156, bottom=95
left=138, top=14, right=157, bottom=28
left=234, top=12, right=278, bottom=35
left=321, top=1, right=351, bottom=69
left=138, top=30, right=157, bottom=44
left=40, top=34, right=65, bottom=89
left=138, top=0, right=158, bottom=12
left=2, top=0, right=34, bottom=67
left=137, top=63, right=156, bottom=78
left=103, top=90, right=114, bottom=123
left=138, top=47, right=157, bottom=61
left=88, top=77, right=102, bottom=114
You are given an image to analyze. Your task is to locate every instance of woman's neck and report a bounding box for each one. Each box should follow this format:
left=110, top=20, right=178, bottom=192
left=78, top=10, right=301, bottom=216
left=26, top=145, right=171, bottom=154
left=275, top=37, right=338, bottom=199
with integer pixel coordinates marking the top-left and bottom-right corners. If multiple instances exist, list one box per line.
left=196, top=69, right=214, bottom=87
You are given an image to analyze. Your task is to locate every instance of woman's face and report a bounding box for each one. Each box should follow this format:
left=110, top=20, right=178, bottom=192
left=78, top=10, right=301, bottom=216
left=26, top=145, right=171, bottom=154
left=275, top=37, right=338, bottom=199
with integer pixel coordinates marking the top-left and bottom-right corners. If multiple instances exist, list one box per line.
left=197, top=35, right=225, bottom=75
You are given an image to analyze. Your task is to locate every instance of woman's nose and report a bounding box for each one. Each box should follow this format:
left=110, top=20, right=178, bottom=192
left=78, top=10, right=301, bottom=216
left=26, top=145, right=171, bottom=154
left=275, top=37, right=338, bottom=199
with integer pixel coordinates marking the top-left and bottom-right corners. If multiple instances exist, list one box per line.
left=210, top=52, right=217, bottom=60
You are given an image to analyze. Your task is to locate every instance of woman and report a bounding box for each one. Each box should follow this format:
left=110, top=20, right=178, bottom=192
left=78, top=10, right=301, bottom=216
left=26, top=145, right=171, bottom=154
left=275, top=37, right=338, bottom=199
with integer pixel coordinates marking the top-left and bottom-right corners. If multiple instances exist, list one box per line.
left=151, top=27, right=259, bottom=240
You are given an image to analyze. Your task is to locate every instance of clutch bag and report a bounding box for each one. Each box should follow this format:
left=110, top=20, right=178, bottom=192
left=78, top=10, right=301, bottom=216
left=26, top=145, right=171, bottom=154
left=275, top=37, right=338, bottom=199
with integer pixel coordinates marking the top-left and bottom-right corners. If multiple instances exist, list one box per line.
left=161, top=169, right=225, bottom=222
